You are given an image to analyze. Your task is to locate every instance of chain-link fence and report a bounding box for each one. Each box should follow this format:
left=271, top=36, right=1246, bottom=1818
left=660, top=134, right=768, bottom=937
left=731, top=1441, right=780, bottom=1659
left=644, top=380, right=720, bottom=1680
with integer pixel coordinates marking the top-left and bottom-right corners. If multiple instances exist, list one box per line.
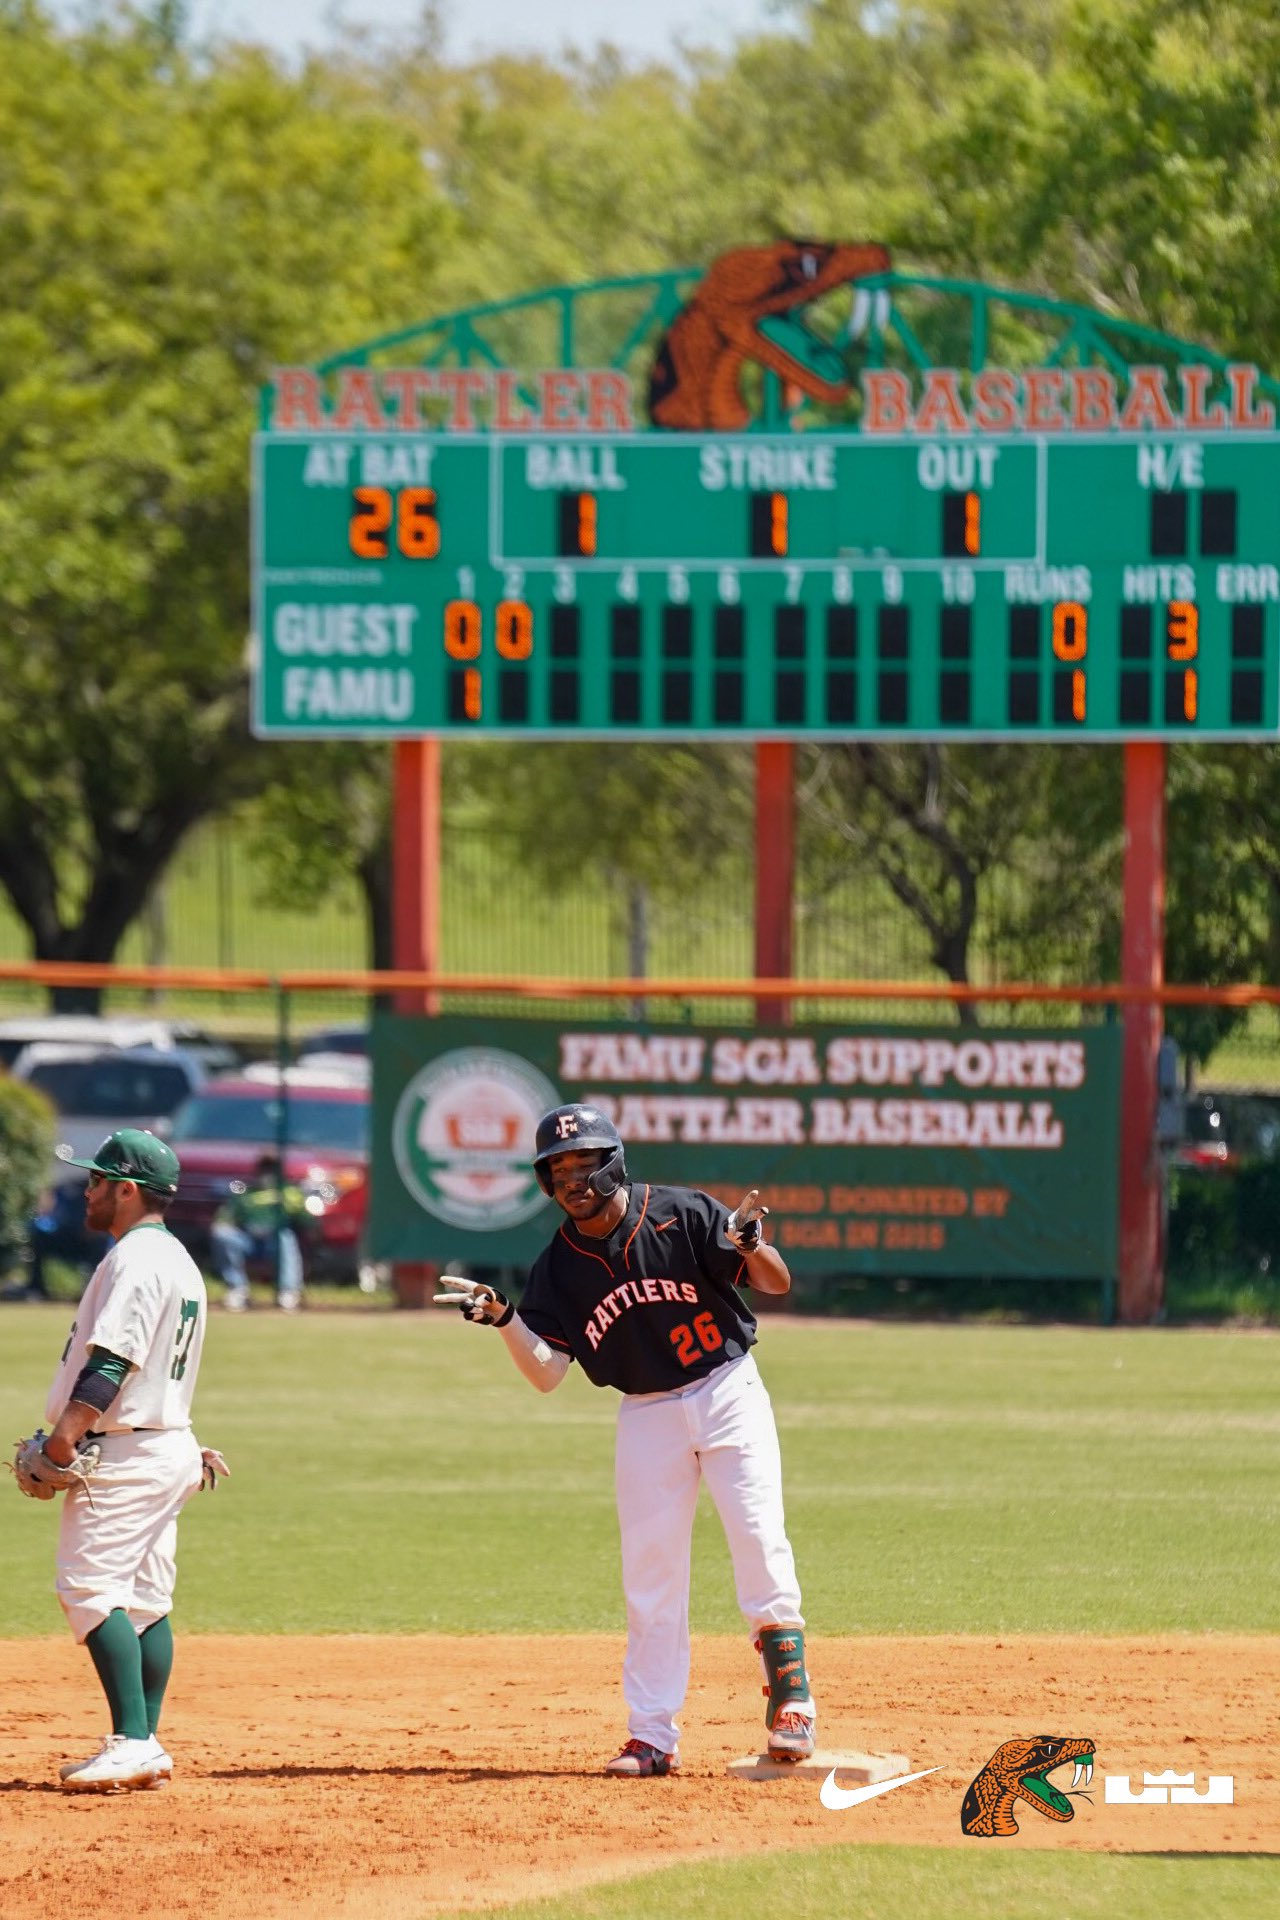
left=2, top=967, right=1280, bottom=1324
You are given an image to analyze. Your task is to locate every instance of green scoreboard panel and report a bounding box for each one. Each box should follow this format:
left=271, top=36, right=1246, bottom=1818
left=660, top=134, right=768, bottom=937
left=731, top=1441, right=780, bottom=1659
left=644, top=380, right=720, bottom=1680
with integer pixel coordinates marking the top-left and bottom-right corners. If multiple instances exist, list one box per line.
left=252, top=431, right=1280, bottom=738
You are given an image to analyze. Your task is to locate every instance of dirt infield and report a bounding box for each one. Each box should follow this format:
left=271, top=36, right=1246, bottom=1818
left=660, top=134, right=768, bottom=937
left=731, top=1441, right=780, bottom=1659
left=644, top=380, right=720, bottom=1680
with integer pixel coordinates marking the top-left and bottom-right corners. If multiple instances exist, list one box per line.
left=2, top=1633, right=1276, bottom=1919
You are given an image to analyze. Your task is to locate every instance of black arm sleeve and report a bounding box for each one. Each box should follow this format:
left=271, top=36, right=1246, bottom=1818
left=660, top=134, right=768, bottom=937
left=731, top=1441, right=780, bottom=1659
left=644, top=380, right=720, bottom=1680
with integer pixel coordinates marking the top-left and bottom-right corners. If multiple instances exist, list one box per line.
left=68, top=1347, right=131, bottom=1415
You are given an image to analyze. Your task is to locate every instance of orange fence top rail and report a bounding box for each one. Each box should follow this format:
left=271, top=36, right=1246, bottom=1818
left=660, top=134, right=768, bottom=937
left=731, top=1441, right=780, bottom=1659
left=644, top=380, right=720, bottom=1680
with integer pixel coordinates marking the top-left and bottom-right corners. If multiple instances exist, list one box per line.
left=1, top=960, right=1279, bottom=1008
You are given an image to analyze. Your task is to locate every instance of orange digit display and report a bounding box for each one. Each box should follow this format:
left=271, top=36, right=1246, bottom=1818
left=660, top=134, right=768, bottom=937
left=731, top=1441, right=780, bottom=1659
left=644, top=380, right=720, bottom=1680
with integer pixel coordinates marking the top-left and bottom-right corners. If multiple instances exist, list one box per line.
left=578, top=494, right=598, bottom=557
left=463, top=667, right=482, bottom=720
left=964, top=491, right=981, bottom=556
left=749, top=492, right=789, bottom=557
left=1072, top=668, right=1086, bottom=721
left=1051, top=601, right=1088, bottom=661
left=495, top=601, right=534, bottom=660
left=1166, top=600, right=1199, bottom=660
left=443, top=600, right=482, bottom=660
left=349, top=486, right=392, bottom=559
left=397, top=487, right=440, bottom=558
left=1182, top=668, right=1198, bottom=721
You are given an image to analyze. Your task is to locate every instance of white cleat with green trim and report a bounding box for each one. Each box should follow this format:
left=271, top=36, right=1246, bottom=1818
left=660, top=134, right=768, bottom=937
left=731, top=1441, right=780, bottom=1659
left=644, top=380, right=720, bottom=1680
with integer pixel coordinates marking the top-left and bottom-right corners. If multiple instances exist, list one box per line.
left=60, top=1733, right=171, bottom=1791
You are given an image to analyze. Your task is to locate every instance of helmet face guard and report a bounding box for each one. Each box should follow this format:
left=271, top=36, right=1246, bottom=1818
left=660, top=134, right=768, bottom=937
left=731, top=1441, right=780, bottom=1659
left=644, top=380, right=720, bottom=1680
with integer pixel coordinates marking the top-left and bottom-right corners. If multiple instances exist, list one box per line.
left=533, top=1104, right=626, bottom=1200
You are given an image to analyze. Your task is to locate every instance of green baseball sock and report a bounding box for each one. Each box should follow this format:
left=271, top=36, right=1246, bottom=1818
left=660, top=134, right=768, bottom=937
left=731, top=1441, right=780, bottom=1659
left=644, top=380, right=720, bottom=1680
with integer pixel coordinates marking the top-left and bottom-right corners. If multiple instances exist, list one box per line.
left=139, top=1616, right=174, bottom=1736
left=757, top=1624, right=812, bottom=1729
left=85, top=1610, right=149, bottom=1740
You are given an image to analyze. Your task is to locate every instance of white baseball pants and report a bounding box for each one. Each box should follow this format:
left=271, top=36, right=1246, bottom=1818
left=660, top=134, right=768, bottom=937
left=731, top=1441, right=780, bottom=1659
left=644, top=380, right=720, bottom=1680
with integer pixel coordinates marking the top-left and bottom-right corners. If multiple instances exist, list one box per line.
left=56, top=1429, right=204, bottom=1643
left=614, top=1352, right=804, bottom=1752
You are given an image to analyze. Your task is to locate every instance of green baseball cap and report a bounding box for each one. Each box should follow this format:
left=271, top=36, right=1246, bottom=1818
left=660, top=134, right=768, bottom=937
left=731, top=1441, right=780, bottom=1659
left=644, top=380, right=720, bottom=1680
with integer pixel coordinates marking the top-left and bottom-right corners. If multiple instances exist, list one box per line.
left=59, top=1127, right=181, bottom=1196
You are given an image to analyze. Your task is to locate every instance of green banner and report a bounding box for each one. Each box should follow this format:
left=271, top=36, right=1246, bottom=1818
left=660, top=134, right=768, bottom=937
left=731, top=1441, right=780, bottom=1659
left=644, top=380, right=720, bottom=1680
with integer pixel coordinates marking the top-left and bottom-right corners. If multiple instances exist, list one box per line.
left=370, top=1016, right=1120, bottom=1278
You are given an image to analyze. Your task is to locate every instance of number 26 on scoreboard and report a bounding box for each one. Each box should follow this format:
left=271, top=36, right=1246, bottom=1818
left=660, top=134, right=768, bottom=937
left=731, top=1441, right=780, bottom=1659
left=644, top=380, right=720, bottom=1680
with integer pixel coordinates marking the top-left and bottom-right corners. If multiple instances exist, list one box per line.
left=348, top=486, right=440, bottom=559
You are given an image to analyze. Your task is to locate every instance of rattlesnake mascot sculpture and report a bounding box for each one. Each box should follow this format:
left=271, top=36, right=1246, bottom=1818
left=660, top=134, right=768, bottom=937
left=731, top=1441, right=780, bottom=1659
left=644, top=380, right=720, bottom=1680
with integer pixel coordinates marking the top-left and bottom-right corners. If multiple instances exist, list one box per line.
left=648, top=239, right=891, bottom=431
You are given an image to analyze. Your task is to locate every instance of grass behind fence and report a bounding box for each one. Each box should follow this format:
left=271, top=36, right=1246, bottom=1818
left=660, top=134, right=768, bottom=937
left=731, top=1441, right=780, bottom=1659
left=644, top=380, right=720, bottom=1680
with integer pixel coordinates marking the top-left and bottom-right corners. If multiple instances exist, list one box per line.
left=0, top=813, right=1070, bottom=1009
left=1, top=811, right=1279, bottom=1080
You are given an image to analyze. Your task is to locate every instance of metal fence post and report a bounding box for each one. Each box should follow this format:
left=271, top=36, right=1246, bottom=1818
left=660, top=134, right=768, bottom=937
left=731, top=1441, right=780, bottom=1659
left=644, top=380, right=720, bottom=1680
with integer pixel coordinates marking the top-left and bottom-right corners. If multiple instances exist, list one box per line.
left=274, top=979, right=290, bottom=1299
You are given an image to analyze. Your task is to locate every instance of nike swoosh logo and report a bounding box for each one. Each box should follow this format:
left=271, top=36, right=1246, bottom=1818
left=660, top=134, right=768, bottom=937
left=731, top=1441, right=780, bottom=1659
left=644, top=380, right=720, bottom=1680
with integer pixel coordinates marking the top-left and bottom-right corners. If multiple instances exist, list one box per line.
left=819, top=1765, right=941, bottom=1811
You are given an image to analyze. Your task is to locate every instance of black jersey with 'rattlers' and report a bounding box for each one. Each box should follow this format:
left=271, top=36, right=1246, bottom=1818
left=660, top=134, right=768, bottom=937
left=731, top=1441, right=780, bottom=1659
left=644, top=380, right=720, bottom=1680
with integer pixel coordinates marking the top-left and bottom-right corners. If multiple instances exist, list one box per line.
left=517, top=1183, right=758, bottom=1395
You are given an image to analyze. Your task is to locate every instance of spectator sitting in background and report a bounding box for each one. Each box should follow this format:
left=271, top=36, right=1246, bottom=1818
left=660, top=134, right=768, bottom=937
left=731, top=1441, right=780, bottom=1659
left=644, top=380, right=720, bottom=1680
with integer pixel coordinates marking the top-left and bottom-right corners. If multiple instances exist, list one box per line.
left=210, top=1153, right=309, bottom=1312
left=25, top=1182, right=112, bottom=1300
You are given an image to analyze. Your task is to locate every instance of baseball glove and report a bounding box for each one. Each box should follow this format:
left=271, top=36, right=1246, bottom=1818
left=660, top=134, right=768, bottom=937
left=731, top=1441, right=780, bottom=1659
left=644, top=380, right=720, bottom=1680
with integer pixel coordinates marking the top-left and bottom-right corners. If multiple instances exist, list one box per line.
left=10, top=1430, right=102, bottom=1501
left=726, top=1189, right=769, bottom=1253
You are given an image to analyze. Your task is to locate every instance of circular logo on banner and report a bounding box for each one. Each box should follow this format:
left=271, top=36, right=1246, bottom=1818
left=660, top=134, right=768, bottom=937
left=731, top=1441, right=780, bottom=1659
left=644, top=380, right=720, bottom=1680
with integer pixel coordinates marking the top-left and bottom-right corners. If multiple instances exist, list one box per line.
left=392, top=1048, right=560, bottom=1229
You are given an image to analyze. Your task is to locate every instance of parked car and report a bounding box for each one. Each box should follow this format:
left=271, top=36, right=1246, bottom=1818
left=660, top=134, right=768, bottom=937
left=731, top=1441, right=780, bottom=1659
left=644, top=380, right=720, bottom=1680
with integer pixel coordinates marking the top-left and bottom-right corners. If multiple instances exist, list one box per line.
left=164, top=1068, right=371, bottom=1282
left=261, top=1050, right=369, bottom=1088
left=1174, top=1090, right=1280, bottom=1172
left=12, top=1043, right=215, bottom=1186
left=0, top=1013, right=239, bottom=1073
left=295, top=1025, right=368, bottom=1061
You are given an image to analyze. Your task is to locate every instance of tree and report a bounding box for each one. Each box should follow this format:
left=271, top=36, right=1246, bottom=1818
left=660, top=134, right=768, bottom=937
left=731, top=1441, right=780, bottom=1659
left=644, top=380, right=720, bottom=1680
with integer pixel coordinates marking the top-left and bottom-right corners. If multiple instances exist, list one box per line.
left=797, top=741, right=1117, bottom=1016
left=0, top=8, right=453, bottom=1000
left=450, top=739, right=755, bottom=896
left=328, top=25, right=709, bottom=314
left=249, top=746, right=394, bottom=969
left=1163, top=746, right=1280, bottom=1070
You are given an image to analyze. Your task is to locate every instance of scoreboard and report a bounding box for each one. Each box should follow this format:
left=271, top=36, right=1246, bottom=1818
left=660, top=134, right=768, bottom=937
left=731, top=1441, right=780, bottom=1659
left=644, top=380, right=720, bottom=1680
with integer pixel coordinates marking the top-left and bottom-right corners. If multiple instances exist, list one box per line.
left=252, top=428, right=1280, bottom=739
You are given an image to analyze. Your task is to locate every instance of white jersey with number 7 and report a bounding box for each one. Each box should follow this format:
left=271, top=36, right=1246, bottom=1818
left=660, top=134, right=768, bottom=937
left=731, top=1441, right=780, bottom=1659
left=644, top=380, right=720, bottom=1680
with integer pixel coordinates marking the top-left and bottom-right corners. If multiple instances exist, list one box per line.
left=47, top=1224, right=208, bottom=1433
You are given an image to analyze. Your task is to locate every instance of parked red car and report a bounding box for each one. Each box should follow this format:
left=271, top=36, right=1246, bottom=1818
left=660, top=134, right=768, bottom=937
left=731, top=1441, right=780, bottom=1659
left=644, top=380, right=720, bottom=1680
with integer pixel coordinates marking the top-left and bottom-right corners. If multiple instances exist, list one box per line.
left=165, top=1067, right=370, bottom=1282
left=1174, top=1090, right=1280, bottom=1174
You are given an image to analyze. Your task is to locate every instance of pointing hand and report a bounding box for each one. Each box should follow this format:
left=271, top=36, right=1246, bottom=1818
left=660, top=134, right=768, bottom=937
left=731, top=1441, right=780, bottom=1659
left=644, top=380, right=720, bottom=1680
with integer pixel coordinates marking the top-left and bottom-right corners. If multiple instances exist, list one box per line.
left=725, top=1190, right=768, bottom=1253
left=433, top=1276, right=514, bottom=1326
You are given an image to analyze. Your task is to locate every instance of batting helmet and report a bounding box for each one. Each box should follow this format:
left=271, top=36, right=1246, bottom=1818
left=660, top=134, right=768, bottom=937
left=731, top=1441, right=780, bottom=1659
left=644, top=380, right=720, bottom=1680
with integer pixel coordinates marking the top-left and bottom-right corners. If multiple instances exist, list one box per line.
left=533, top=1104, right=626, bottom=1199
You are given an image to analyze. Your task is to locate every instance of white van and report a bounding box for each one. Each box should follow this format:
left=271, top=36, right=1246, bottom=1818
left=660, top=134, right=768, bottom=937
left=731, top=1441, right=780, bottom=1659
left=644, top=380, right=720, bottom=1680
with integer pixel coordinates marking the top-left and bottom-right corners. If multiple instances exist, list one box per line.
left=0, top=1014, right=237, bottom=1072
left=11, top=1043, right=217, bottom=1185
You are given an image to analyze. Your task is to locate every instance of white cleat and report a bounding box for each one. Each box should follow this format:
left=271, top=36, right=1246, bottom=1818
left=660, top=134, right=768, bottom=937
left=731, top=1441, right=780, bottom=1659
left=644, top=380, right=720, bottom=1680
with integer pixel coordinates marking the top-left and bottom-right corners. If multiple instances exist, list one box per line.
left=60, top=1733, right=170, bottom=1792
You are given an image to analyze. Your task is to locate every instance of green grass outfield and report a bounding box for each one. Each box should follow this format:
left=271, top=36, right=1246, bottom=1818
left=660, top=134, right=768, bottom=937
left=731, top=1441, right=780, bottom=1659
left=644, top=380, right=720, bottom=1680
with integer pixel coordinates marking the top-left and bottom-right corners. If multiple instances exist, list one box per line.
left=3, top=1308, right=1277, bottom=1918
left=439, top=1846, right=1276, bottom=1920
left=2, top=1310, right=1278, bottom=1637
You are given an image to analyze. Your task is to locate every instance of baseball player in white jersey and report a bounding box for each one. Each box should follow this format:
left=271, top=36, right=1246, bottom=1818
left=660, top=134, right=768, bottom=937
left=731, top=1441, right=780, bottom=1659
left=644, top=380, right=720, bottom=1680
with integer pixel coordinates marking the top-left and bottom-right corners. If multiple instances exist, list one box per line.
left=11, top=1128, right=228, bottom=1792
left=437, top=1104, right=816, bottom=1777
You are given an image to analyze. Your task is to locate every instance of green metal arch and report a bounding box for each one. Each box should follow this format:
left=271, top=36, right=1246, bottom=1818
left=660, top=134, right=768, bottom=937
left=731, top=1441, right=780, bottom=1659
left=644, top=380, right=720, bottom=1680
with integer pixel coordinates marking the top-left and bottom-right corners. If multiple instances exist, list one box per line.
left=266, top=266, right=1279, bottom=425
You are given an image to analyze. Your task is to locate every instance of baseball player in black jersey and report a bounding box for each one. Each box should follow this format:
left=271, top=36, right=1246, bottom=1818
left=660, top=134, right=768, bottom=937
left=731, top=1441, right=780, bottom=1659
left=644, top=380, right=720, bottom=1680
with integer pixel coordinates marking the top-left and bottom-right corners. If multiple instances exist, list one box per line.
left=436, top=1103, right=816, bottom=1777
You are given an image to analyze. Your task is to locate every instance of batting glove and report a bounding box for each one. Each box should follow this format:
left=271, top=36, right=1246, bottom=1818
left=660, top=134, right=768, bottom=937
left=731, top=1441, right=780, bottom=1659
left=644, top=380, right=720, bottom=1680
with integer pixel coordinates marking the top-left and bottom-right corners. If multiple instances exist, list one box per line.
left=725, top=1189, right=769, bottom=1253
left=433, top=1276, right=515, bottom=1326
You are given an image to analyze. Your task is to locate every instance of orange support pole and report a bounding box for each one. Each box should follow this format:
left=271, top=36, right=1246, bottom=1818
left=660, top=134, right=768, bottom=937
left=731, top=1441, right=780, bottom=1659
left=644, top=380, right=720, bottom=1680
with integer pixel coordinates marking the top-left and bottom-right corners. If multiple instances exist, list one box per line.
left=392, top=738, right=441, bottom=1007
left=391, top=738, right=441, bottom=1307
left=1117, top=742, right=1166, bottom=1323
left=755, top=743, right=794, bottom=1025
